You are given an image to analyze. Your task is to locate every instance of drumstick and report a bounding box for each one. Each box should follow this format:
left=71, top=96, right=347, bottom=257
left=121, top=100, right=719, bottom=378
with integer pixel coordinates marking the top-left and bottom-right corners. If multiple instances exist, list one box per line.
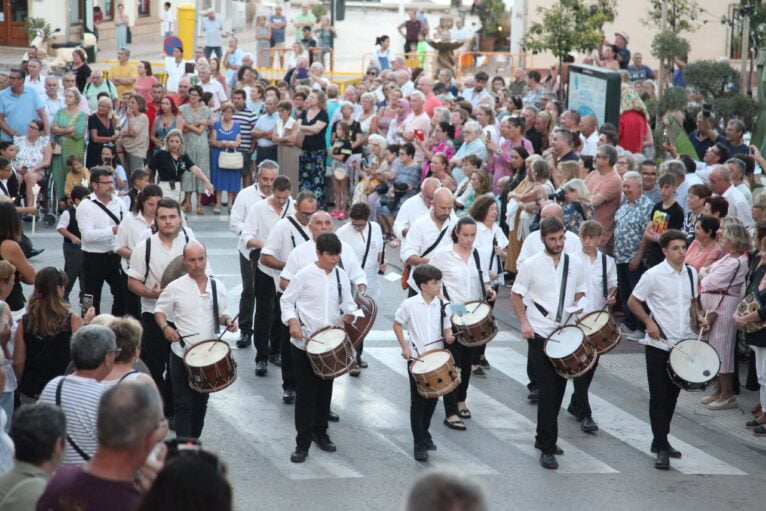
left=657, top=337, right=690, bottom=355
left=408, top=357, right=425, bottom=363
left=691, top=311, right=709, bottom=356
left=208, top=314, right=240, bottom=351
left=303, top=337, right=324, bottom=345
left=176, top=332, right=200, bottom=349
left=600, top=290, right=617, bottom=312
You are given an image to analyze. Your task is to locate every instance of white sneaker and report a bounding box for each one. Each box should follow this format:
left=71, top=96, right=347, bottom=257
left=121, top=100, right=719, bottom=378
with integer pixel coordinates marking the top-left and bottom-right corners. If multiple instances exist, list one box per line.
left=620, top=324, right=643, bottom=341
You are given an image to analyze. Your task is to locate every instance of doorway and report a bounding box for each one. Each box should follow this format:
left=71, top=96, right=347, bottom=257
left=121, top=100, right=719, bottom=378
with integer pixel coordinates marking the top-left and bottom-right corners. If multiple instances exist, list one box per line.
left=0, top=0, right=29, bottom=46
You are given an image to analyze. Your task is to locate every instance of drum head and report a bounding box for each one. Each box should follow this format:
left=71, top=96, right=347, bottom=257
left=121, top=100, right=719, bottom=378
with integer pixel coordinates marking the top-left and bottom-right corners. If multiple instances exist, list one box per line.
left=669, top=339, right=720, bottom=383
left=411, top=350, right=450, bottom=374
left=452, top=302, right=491, bottom=326
left=578, top=312, right=610, bottom=335
left=307, top=328, right=347, bottom=354
left=184, top=340, right=229, bottom=367
left=161, top=255, right=187, bottom=288
left=545, top=326, right=585, bottom=358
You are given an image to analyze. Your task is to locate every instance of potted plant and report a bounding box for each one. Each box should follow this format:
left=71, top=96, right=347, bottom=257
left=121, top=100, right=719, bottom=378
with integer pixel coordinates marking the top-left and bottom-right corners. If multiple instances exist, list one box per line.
left=476, top=0, right=508, bottom=51
left=24, top=18, right=54, bottom=44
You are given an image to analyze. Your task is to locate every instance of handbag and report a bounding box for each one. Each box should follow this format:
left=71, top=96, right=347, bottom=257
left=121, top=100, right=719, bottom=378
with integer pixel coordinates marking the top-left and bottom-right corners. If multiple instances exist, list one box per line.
left=736, top=292, right=766, bottom=333
left=218, top=148, right=243, bottom=170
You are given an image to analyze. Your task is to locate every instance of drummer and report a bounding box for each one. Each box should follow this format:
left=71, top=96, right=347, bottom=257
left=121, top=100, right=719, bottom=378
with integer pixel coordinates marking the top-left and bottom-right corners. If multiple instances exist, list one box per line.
left=127, top=198, right=197, bottom=422
left=393, top=264, right=455, bottom=462
left=280, top=233, right=358, bottom=464
left=143, top=128, right=215, bottom=202
left=511, top=216, right=588, bottom=470
left=431, top=217, right=496, bottom=432
left=566, top=220, right=617, bottom=434
left=627, top=229, right=698, bottom=470
left=155, top=241, right=236, bottom=440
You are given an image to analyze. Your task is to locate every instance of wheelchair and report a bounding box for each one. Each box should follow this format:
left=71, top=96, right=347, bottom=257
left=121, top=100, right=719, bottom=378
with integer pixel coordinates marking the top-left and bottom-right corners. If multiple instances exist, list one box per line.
left=31, top=166, right=59, bottom=227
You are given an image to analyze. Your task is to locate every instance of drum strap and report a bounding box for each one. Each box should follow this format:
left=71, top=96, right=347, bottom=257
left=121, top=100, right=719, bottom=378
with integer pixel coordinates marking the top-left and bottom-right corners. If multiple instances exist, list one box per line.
left=287, top=216, right=310, bottom=248
left=555, top=254, right=569, bottom=323
left=472, top=249, right=486, bottom=300
left=335, top=268, right=343, bottom=315
left=489, top=235, right=503, bottom=276
left=211, top=278, right=220, bottom=335
left=55, top=377, right=92, bottom=462
left=144, top=229, right=190, bottom=283
left=601, top=251, right=607, bottom=299
left=361, top=222, right=373, bottom=268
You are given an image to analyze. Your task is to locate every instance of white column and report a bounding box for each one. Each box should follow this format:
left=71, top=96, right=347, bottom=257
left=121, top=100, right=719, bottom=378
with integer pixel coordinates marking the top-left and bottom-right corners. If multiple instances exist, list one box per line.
left=510, top=0, right=526, bottom=65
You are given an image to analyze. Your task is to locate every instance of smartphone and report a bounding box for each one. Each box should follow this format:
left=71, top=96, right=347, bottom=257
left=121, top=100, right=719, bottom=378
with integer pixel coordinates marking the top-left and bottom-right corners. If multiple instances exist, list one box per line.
left=81, top=294, right=93, bottom=317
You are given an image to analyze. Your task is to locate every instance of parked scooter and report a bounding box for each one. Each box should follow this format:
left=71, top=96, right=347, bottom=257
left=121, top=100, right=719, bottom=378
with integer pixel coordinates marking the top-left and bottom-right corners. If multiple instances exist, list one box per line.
left=29, top=28, right=96, bottom=73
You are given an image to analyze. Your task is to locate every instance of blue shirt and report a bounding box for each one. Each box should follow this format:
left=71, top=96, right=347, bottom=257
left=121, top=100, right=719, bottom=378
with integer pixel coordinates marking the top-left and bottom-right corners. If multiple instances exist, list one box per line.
left=254, top=111, right=278, bottom=148
left=269, top=15, right=287, bottom=43
left=202, top=17, right=224, bottom=47
left=0, top=86, right=44, bottom=141
left=628, top=64, right=655, bottom=82
left=225, top=48, right=244, bottom=88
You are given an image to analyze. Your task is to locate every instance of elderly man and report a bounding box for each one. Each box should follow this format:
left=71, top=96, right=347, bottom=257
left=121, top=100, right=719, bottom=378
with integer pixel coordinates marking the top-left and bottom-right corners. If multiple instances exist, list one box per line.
left=727, top=158, right=752, bottom=206
left=37, top=382, right=167, bottom=510
left=437, top=68, right=458, bottom=98
left=202, top=8, right=225, bottom=59
left=169, top=76, right=191, bottom=107
left=0, top=403, right=66, bottom=510
left=628, top=52, right=655, bottom=82
left=585, top=144, right=623, bottom=248
left=417, top=77, right=442, bottom=117
left=198, top=64, right=227, bottom=111
left=42, top=76, right=65, bottom=127
left=393, top=177, right=439, bottom=241
left=508, top=67, right=528, bottom=96
left=38, top=325, right=117, bottom=464
left=708, top=164, right=754, bottom=228
left=579, top=115, right=598, bottom=156
left=110, top=48, right=137, bottom=98
left=83, top=71, right=118, bottom=112
left=396, top=68, right=415, bottom=96
left=0, top=68, right=47, bottom=141
left=23, top=59, right=46, bottom=100
left=614, top=171, right=654, bottom=340
left=400, top=91, right=431, bottom=162
left=559, top=109, right=581, bottom=132
left=723, top=119, right=748, bottom=156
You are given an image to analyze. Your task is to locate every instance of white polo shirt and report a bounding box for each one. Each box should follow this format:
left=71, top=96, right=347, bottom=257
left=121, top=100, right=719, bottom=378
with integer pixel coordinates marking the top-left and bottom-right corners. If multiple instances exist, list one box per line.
left=116, top=212, right=153, bottom=272
left=512, top=251, right=588, bottom=338
left=281, top=239, right=367, bottom=288
left=280, top=263, right=357, bottom=350
left=241, top=197, right=294, bottom=260
left=516, top=229, right=582, bottom=267
left=394, top=293, right=450, bottom=357
left=259, top=215, right=311, bottom=286
left=393, top=194, right=429, bottom=239
left=576, top=250, right=617, bottom=314
left=400, top=212, right=457, bottom=290
left=336, top=221, right=385, bottom=298
left=631, top=260, right=698, bottom=351
left=722, top=184, right=754, bottom=229
left=431, top=245, right=489, bottom=305
left=155, top=274, right=228, bottom=358
left=230, top=184, right=268, bottom=258
left=76, top=194, right=128, bottom=253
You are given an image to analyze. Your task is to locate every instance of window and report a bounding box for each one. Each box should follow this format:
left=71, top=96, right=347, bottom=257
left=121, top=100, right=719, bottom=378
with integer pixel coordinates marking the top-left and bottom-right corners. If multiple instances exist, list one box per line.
left=98, top=0, right=114, bottom=22
left=139, top=0, right=150, bottom=17
left=728, top=4, right=744, bottom=60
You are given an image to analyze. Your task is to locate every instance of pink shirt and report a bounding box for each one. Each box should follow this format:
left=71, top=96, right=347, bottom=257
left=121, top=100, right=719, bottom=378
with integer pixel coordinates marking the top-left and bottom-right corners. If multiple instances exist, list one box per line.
left=402, top=111, right=431, bottom=162
left=684, top=239, right=722, bottom=271
left=134, top=76, right=159, bottom=104
left=424, top=93, right=442, bottom=117
left=584, top=169, right=623, bottom=247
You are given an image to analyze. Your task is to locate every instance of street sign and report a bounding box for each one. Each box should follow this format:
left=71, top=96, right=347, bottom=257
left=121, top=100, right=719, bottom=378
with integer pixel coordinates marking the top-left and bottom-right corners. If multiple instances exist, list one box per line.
left=164, top=36, right=183, bottom=57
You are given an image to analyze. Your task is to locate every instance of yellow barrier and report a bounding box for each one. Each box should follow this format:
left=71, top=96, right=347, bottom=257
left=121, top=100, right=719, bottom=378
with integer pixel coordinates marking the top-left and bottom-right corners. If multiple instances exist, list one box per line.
left=95, top=60, right=169, bottom=87
left=454, top=52, right=531, bottom=81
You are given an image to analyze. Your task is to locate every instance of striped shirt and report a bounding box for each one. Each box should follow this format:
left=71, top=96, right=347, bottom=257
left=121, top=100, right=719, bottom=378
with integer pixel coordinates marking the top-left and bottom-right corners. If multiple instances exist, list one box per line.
left=39, top=375, right=105, bottom=465
left=233, top=107, right=257, bottom=153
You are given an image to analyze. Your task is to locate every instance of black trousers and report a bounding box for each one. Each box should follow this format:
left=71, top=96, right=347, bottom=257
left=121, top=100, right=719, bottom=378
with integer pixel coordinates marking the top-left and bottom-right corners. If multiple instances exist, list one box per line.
left=81, top=251, right=124, bottom=315
left=279, top=301, right=294, bottom=390
left=526, top=340, right=537, bottom=391
left=238, top=253, right=256, bottom=336
left=292, top=344, right=333, bottom=450
left=645, top=345, right=680, bottom=451
left=169, top=352, right=209, bottom=439
left=62, top=242, right=83, bottom=303
left=140, top=313, right=174, bottom=417
left=617, top=262, right=645, bottom=331
left=567, top=358, right=598, bottom=420
left=409, top=363, right=438, bottom=447
left=255, top=146, right=278, bottom=167
left=121, top=270, right=141, bottom=320
left=443, top=341, right=474, bottom=417
left=253, top=266, right=282, bottom=361
left=528, top=334, right=567, bottom=455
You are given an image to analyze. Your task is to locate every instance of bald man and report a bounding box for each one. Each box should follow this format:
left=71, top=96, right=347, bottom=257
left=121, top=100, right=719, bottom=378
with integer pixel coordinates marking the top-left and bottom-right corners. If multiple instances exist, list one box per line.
left=517, top=204, right=583, bottom=267
left=393, top=177, right=440, bottom=240
left=708, top=164, right=753, bottom=228
left=580, top=115, right=599, bottom=156
left=400, top=188, right=457, bottom=296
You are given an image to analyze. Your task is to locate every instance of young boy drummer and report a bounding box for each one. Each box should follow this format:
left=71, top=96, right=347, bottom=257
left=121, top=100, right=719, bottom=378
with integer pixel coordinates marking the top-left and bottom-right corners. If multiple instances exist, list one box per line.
left=393, top=264, right=455, bottom=462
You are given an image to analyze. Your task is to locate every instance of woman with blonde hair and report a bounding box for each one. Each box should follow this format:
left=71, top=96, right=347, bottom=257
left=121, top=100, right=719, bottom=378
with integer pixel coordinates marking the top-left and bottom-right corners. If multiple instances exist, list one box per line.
left=100, top=316, right=156, bottom=388
left=561, top=178, right=594, bottom=233
left=554, top=160, right=581, bottom=189
left=144, top=128, right=214, bottom=203
left=0, top=261, right=16, bottom=424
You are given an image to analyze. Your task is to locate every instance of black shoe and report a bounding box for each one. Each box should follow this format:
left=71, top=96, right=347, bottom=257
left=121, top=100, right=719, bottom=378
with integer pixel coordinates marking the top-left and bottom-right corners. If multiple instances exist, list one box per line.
left=654, top=450, right=670, bottom=470
left=472, top=366, right=486, bottom=378
left=414, top=445, right=429, bottom=462
left=554, top=445, right=564, bottom=455
left=291, top=448, right=308, bottom=463
left=425, top=439, right=437, bottom=451
left=477, top=357, right=490, bottom=370
left=27, top=248, right=44, bottom=258
left=527, top=388, right=539, bottom=402
left=651, top=444, right=681, bottom=458
left=566, top=403, right=577, bottom=418
left=282, top=389, right=295, bottom=404
left=581, top=416, right=599, bottom=433
left=269, top=353, right=282, bottom=366
left=540, top=452, right=558, bottom=469
left=235, top=334, right=251, bottom=349
left=327, top=410, right=339, bottom=422
left=349, top=364, right=361, bottom=377
left=255, top=360, right=268, bottom=376
left=312, top=434, right=337, bottom=452
left=358, top=357, right=368, bottom=368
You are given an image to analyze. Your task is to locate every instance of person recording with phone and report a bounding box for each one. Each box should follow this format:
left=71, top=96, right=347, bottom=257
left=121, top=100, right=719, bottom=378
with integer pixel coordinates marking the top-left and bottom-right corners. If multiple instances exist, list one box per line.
left=98, top=144, right=128, bottom=195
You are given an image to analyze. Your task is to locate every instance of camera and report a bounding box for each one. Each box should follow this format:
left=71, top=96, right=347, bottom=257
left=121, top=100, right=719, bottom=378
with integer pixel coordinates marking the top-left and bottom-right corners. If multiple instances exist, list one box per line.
left=702, top=103, right=713, bottom=118
left=548, top=189, right=566, bottom=202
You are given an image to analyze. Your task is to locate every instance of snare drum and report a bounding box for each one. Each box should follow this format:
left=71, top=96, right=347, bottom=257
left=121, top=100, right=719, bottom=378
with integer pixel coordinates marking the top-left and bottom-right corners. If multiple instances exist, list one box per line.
left=667, top=339, right=721, bottom=391
left=578, top=311, right=621, bottom=355
left=306, top=327, right=356, bottom=379
left=409, top=349, right=461, bottom=399
left=183, top=340, right=238, bottom=393
left=451, top=302, right=498, bottom=347
left=544, top=325, right=598, bottom=379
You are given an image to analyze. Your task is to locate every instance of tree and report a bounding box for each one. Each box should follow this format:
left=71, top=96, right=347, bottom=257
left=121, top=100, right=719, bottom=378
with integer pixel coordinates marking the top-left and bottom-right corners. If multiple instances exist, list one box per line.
left=722, top=2, right=766, bottom=51
left=640, top=0, right=701, bottom=35
left=683, top=60, right=759, bottom=130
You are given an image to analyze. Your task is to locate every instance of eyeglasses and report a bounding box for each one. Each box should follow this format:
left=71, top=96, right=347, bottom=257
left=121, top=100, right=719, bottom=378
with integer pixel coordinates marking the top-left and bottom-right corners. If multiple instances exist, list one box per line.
left=641, top=172, right=657, bottom=176
left=367, top=71, right=378, bottom=76
left=96, top=180, right=114, bottom=185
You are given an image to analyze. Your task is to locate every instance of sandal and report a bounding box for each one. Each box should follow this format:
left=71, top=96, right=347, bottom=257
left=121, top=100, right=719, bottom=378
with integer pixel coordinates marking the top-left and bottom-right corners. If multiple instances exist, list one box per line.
left=443, top=418, right=466, bottom=431
left=214, top=207, right=221, bottom=215
left=196, top=205, right=204, bottom=215
left=458, top=408, right=472, bottom=419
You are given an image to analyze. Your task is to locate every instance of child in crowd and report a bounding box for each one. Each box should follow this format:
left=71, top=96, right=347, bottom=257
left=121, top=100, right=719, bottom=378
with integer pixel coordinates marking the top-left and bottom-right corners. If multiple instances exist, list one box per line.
left=125, top=169, right=150, bottom=211
left=643, top=173, right=684, bottom=268
left=393, top=264, right=454, bottom=462
left=63, top=155, right=90, bottom=203
left=577, top=220, right=618, bottom=313
left=416, top=30, right=429, bottom=67
left=454, top=154, right=482, bottom=211
left=57, top=185, right=90, bottom=303
left=330, top=122, right=353, bottom=219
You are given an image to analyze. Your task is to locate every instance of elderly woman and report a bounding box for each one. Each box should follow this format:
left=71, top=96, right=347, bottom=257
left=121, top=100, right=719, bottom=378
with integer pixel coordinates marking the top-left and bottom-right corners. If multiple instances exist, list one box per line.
left=86, top=97, right=119, bottom=168
left=210, top=102, right=242, bottom=214
left=450, top=121, right=487, bottom=184
left=179, top=85, right=213, bottom=214
left=699, top=223, right=750, bottom=410
left=357, top=92, right=379, bottom=137
left=560, top=179, right=594, bottom=233
left=99, top=316, right=156, bottom=388
left=685, top=215, right=722, bottom=271
left=377, top=85, right=401, bottom=138
left=615, top=152, right=637, bottom=177
left=487, top=116, right=533, bottom=193
left=308, top=62, right=330, bottom=90
left=120, top=94, right=151, bottom=174
left=475, top=104, right=499, bottom=145
left=385, top=95, right=409, bottom=146
left=51, top=87, right=87, bottom=204
left=13, top=120, right=51, bottom=211
left=354, top=134, right=387, bottom=208
left=298, top=90, right=330, bottom=206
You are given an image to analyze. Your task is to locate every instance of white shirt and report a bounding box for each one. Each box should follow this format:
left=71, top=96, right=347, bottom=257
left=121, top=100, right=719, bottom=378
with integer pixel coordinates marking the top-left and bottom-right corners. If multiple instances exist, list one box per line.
left=281, top=239, right=367, bottom=287
left=76, top=194, right=128, bottom=253
left=280, top=263, right=357, bottom=350
left=401, top=212, right=457, bottom=290
left=517, top=229, right=582, bottom=267
left=431, top=245, right=490, bottom=305
left=393, top=194, right=429, bottom=239
left=116, top=212, right=153, bottom=272
left=24, top=75, right=46, bottom=100
left=394, top=293, right=450, bottom=357
left=42, top=94, right=65, bottom=126
left=512, top=251, right=588, bottom=338
left=581, top=131, right=599, bottom=157
left=336, top=221, right=385, bottom=299
left=474, top=221, right=509, bottom=285
left=56, top=206, right=75, bottom=231
left=400, top=81, right=415, bottom=96
left=229, top=184, right=267, bottom=244
left=155, top=274, right=228, bottom=358
left=631, top=260, right=698, bottom=351
left=200, top=79, right=228, bottom=111
left=259, top=214, right=311, bottom=286
left=164, top=57, right=187, bottom=93
left=463, top=87, right=493, bottom=108
left=737, top=182, right=753, bottom=206
left=722, top=184, right=754, bottom=228
left=577, top=250, right=617, bottom=313
left=240, top=196, right=293, bottom=259
left=127, top=231, right=196, bottom=314
left=450, top=26, right=472, bottom=43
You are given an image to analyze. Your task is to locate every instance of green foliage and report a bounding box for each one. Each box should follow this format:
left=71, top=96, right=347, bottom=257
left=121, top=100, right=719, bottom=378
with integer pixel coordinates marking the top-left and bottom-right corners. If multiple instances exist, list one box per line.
left=24, top=18, right=53, bottom=43
left=721, top=3, right=766, bottom=50
left=713, top=95, right=759, bottom=131
left=312, top=4, right=328, bottom=20
left=650, top=31, right=690, bottom=64
left=640, top=0, right=701, bottom=35
left=477, top=0, right=509, bottom=39
left=522, top=0, right=617, bottom=60
left=683, top=60, right=740, bottom=98
left=656, top=86, right=688, bottom=117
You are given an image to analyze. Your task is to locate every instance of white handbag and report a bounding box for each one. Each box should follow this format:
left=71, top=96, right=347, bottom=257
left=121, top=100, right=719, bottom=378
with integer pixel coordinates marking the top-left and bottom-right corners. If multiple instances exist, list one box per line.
left=218, top=149, right=243, bottom=170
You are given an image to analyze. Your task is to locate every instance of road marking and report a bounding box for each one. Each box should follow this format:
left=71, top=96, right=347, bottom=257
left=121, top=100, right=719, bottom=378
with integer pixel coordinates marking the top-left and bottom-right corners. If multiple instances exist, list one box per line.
left=487, top=347, right=748, bottom=476
left=365, top=347, right=619, bottom=474
left=363, top=329, right=520, bottom=342
left=210, top=384, right=364, bottom=480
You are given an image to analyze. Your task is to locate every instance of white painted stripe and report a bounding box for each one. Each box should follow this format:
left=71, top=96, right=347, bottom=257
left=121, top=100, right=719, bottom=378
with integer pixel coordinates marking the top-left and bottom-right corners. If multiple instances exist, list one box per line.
left=363, top=329, right=521, bottom=342
left=487, top=347, right=748, bottom=476
left=210, top=386, right=364, bottom=480
left=331, top=371, right=498, bottom=475
left=365, top=347, right=618, bottom=474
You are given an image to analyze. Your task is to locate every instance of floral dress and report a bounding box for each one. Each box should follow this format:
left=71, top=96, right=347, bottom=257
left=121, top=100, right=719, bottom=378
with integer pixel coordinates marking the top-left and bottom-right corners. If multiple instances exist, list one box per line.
left=179, top=104, right=212, bottom=193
